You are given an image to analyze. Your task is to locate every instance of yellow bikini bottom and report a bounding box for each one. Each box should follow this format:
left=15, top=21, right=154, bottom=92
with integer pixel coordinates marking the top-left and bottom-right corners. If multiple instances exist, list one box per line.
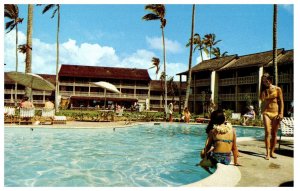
left=263, top=112, right=278, bottom=120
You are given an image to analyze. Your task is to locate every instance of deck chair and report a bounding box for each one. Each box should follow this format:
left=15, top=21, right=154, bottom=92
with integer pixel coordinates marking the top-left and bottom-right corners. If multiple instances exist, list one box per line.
left=19, top=107, right=35, bottom=125
left=41, top=108, right=55, bottom=125
left=53, top=116, right=67, bottom=124
left=116, top=108, right=124, bottom=117
left=232, top=113, right=241, bottom=120
left=278, top=117, right=294, bottom=150
left=4, top=107, right=16, bottom=124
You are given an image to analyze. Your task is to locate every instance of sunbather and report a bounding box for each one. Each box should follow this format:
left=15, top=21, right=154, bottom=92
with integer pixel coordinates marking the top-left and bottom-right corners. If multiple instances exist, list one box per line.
left=260, top=73, right=284, bottom=160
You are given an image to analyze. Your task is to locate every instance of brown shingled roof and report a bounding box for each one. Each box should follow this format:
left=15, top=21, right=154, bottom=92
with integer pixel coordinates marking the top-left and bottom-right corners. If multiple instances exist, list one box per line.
left=277, top=49, right=293, bottom=66
left=177, top=55, right=237, bottom=75
left=59, top=64, right=151, bottom=81
left=220, top=49, right=284, bottom=70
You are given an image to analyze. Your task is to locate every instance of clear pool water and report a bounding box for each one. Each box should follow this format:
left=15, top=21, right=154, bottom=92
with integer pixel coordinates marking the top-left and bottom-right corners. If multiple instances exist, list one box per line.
left=4, top=123, right=264, bottom=187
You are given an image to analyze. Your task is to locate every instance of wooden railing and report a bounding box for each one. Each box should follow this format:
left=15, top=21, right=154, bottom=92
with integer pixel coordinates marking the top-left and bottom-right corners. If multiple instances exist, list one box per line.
left=192, top=79, right=210, bottom=87
left=237, top=76, right=257, bottom=85
left=219, top=78, right=235, bottom=86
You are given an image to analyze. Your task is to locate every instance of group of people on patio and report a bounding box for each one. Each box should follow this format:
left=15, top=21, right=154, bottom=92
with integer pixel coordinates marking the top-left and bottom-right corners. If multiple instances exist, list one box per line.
left=198, top=73, right=284, bottom=171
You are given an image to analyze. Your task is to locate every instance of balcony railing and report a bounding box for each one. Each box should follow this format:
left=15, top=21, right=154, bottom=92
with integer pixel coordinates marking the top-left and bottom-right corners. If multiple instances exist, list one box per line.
left=278, top=74, right=293, bottom=83
left=237, top=76, right=257, bottom=85
left=4, top=89, right=52, bottom=95
left=218, top=94, right=236, bottom=101
left=192, top=79, right=210, bottom=87
left=237, top=93, right=257, bottom=101
left=219, top=78, right=235, bottom=86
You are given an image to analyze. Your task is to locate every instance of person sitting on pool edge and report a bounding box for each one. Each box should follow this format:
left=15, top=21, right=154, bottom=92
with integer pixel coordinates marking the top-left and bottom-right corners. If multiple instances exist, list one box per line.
left=198, top=109, right=240, bottom=172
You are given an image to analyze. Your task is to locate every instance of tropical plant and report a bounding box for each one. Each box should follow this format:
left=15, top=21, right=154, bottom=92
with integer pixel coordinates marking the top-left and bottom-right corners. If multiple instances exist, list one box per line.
left=142, top=4, right=168, bottom=114
left=273, top=4, right=278, bottom=86
left=149, top=57, right=160, bottom=80
left=24, top=4, right=33, bottom=97
left=211, top=47, right=228, bottom=58
left=186, top=33, right=206, bottom=62
left=39, top=4, right=61, bottom=112
left=4, top=4, right=23, bottom=105
left=167, top=76, right=178, bottom=102
left=184, top=4, right=196, bottom=110
left=203, top=33, right=221, bottom=59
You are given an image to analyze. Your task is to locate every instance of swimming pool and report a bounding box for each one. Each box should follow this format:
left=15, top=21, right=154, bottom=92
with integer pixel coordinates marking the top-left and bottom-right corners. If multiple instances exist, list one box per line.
left=4, top=123, right=264, bottom=187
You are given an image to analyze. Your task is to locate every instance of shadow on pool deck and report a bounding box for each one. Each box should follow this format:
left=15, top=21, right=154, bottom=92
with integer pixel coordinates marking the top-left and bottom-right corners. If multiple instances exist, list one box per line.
left=236, top=139, right=294, bottom=187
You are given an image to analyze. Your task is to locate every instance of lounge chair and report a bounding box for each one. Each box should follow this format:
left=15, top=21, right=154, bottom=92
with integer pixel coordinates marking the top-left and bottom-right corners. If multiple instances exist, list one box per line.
left=278, top=117, right=294, bottom=150
left=4, top=107, right=16, bottom=124
left=19, top=107, right=35, bottom=125
left=41, top=108, right=55, bottom=125
left=53, top=116, right=67, bottom=124
left=116, top=108, right=124, bottom=117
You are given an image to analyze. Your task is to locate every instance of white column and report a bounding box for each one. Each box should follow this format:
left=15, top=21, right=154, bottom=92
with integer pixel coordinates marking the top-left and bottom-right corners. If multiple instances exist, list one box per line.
left=258, top=67, right=264, bottom=114
left=211, top=71, right=216, bottom=104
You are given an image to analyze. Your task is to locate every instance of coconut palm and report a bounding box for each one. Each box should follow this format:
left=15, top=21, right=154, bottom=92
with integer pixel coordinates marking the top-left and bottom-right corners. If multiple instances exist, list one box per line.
left=186, top=33, right=206, bottom=62
left=142, top=4, right=168, bottom=115
left=273, top=4, right=278, bottom=86
left=149, top=57, right=160, bottom=80
left=184, top=4, right=196, bottom=110
left=24, top=4, right=33, bottom=98
left=211, top=47, right=228, bottom=59
left=4, top=4, right=23, bottom=105
left=40, top=4, right=60, bottom=112
left=203, top=33, right=221, bottom=59
left=167, top=76, right=178, bottom=102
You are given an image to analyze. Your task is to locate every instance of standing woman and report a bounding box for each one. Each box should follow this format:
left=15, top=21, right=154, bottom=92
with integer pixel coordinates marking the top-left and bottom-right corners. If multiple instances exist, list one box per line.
left=260, top=73, right=284, bottom=160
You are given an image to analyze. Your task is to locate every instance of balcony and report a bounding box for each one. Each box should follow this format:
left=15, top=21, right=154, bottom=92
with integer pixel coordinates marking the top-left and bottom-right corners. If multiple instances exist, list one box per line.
left=192, top=79, right=210, bottom=87
left=278, top=74, right=293, bottom=83
left=237, top=93, right=257, bottom=101
left=219, top=78, right=235, bottom=86
left=218, top=94, right=235, bottom=101
left=237, top=76, right=257, bottom=85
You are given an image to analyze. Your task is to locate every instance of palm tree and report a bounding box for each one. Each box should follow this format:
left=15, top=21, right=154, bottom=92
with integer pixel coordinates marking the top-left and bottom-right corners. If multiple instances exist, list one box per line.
left=149, top=57, right=160, bottom=80
left=184, top=4, right=196, bottom=110
left=167, top=76, right=178, bottom=102
left=273, top=4, right=278, bottom=86
left=40, top=4, right=60, bottom=112
left=142, top=4, right=168, bottom=115
left=211, top=47, right=228, bottom=58
left=203, top=33, right=221, bottom=59
left=25, top=4, right=33, bottom=98
left=4, top=4, right=23, bottom=105
left=186, top=33, right=206, bottom=62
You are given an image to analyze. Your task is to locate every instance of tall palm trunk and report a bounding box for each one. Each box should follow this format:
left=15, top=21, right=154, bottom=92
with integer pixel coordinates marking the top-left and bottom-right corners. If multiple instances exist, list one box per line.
left=55, top=6, right=60, bottom=112
left=162, top=28, right=167, bottom=114
left=184, top=4, right=195, bottom=109
left=14, top=24, right=19, bottom=105
left=25, top=4, right=33, bottom=98
left=273, top=4, right=278, bottom=86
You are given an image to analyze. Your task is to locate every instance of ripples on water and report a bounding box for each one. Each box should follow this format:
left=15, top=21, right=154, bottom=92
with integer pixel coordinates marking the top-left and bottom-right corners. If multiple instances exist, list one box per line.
left=5, top=124, right=263, bottom=186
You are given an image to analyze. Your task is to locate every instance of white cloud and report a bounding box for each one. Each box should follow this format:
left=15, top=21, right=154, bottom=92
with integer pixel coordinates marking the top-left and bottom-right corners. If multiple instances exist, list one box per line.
left=4, top=31, right=186, bottom=81
left=281, top=5, right=293, bottom=15
left=146, top=36, right=183, bottom=53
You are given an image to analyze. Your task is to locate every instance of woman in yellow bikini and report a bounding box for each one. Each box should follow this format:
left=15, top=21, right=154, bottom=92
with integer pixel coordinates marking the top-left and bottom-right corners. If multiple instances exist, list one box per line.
left=260, top=73, right=284, bottom=160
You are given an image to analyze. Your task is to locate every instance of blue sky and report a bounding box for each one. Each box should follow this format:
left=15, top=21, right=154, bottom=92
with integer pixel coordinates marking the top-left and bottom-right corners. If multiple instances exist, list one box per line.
left=3, top=4, right=294, bottom=81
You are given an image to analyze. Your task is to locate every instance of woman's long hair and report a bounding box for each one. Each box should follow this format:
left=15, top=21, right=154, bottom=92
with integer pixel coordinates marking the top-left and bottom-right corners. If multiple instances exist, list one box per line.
left=205, top=109, right=225, bottom=134
left=260, top=73, right=273, bottom=100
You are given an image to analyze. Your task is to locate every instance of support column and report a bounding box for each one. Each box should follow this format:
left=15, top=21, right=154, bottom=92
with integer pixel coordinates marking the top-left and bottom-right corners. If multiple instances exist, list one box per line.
left=179, top=75, right=182, bottom=114
left=258, top=67, right=264, bottom=115
left=211, top=71, right=217, bottom=105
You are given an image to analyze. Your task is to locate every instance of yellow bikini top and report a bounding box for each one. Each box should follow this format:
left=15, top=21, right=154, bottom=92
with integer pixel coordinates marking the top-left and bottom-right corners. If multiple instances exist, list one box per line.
left=264, top=86, right=278, bottom=100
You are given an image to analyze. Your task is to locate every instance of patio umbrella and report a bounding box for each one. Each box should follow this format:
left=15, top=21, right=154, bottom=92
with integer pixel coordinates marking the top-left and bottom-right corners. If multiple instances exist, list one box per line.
left=7, top=71, right=55, bottom=91
left=92, top=81, right=121, bottom=108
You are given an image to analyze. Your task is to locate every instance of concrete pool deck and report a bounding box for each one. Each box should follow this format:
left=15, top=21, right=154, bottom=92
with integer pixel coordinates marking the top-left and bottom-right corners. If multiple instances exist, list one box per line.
left=4, top=121, right=294, bottom=187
